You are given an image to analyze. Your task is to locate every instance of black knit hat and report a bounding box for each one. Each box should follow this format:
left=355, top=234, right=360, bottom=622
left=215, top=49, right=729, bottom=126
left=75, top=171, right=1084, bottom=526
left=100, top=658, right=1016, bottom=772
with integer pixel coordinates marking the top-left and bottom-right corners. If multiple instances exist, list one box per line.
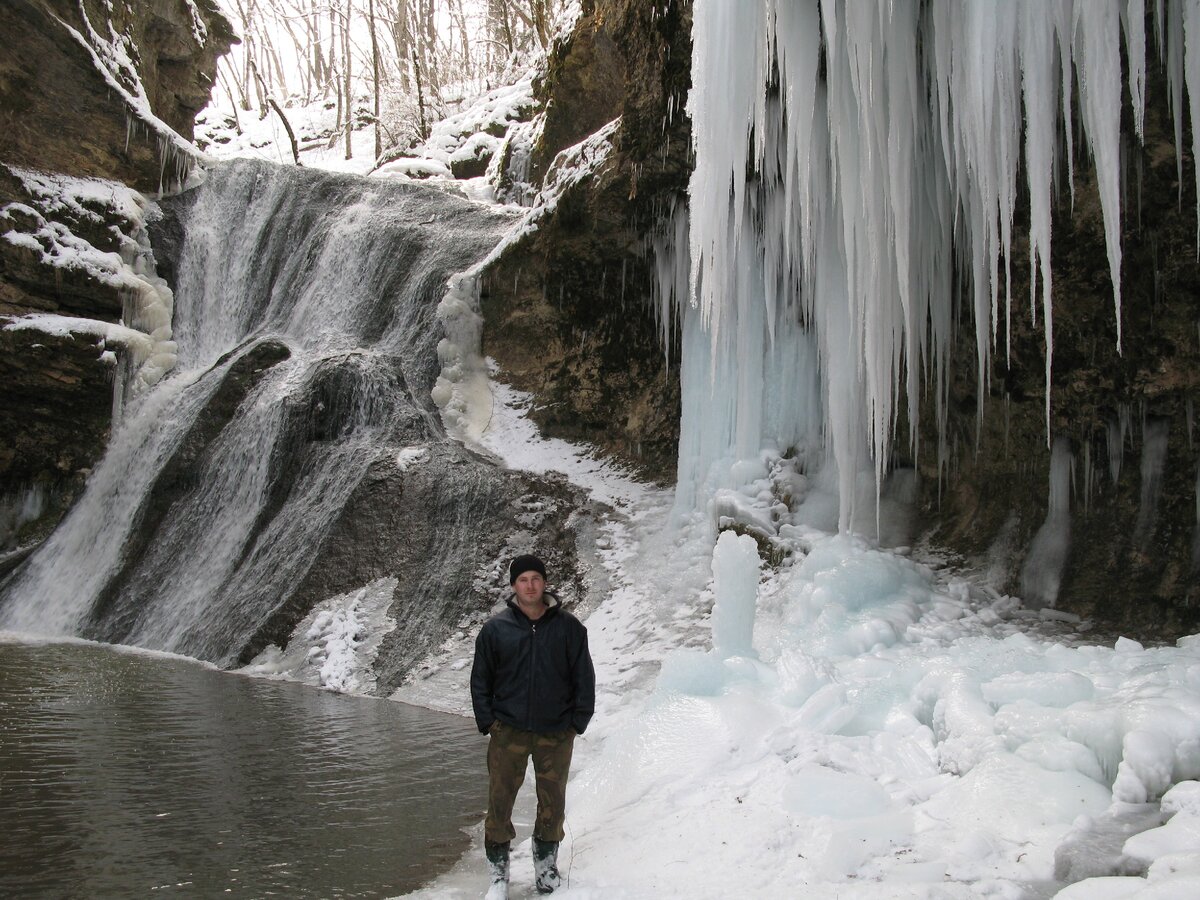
left=509, top=554, right=547, bottom=585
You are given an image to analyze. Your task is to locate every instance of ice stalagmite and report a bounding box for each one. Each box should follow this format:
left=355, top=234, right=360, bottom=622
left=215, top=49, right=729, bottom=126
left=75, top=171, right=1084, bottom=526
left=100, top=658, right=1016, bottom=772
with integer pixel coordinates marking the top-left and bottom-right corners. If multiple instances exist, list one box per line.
left=675, top=0, right=1200, bottom=533
left=1019, top=438, right=1074, bottom=608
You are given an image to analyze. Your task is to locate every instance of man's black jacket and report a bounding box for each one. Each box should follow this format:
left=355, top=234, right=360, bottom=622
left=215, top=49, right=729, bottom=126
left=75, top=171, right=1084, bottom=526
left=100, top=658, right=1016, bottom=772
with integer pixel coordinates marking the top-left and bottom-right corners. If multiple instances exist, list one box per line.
left=470, top=594, right=595, bottom=735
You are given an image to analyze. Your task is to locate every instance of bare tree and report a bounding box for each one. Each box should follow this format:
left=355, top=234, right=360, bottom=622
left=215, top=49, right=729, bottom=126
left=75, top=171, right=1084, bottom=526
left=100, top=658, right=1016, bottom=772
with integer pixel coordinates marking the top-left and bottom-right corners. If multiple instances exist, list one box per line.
left=250, top=57, right=302, bottom=165
left=367, top=0, right=383, bottom=159
left=344, top=0, right=354, bottom=159
left=489, top=0, right=515, bottom=59
left=209, top=0, right=574, bottom=158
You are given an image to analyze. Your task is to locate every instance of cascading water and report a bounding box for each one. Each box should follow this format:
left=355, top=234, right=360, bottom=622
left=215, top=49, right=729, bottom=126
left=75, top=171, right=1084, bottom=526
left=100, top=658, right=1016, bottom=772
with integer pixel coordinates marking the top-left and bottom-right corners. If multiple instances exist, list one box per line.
left=0, top=159, right=515, bottom=665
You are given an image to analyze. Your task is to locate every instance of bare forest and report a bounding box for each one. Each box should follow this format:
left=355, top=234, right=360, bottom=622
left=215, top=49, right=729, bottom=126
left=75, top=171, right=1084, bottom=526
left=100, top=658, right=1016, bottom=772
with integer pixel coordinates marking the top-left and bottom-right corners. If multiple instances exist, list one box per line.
left=216, top=0, right=570, bottom=163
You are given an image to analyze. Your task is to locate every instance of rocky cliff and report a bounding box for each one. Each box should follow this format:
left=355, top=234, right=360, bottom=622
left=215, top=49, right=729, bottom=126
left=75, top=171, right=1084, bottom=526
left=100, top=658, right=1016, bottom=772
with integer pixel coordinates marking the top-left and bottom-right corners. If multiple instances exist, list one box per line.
left=0, top=0, right=235, bottom=191
left=5, top=0, right=1198, bottom=646
left=908, top=59, right=1200, bottom=638
left=478, top=0, right=692, bottom=484
left=0, top=0, right=233, bottom=564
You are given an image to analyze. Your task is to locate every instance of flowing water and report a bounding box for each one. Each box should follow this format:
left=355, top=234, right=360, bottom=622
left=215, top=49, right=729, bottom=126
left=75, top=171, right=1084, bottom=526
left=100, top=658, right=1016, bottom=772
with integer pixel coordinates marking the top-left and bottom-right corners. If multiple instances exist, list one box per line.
left=0, top=636, right=487, bottom=899
left=0, top=160, right=515, bottom=665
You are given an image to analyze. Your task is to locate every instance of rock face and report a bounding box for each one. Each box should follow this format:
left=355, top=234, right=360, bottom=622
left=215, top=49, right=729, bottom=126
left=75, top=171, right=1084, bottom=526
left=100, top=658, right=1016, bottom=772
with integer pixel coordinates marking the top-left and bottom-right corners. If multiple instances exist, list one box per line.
left=478, top=0, right=692, bottom=483
left=909, top=59, right=1200, bottom=637
left=0, top=156, right=609, bottom=699
left=0, top=0, right=235, bottom=191
left=0, top=0, right=232, bottom=560
left=250, top=447, right=604, bottom=698
left=0, top=165, right=145, bottom=559
left=5, top=0, right=1197, bottom=650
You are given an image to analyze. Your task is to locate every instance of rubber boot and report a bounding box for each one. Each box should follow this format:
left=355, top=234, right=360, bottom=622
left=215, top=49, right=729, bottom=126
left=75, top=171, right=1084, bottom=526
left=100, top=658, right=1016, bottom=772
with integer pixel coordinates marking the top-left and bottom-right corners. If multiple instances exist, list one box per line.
left=532, top=837, right=562, bottom=894
left=484, top=841, right=510, bottom=900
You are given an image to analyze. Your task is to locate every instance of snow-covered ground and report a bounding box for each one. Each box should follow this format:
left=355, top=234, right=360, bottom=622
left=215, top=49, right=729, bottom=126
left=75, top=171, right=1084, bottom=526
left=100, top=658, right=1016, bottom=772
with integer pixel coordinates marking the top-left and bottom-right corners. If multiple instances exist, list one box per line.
left=372, top=379, right=1200, bottom=900
left=194, top=75, right=541, bottom=209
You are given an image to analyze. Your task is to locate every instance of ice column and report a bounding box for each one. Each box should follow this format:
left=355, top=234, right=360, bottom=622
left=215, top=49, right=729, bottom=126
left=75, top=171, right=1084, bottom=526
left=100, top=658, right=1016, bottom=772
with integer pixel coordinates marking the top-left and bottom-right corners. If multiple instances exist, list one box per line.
left=1020, top=438, right=1074, bottom=609
left=1134, top=418, right=1171, bottom=547
left=711, top=530, right=761, bottom=658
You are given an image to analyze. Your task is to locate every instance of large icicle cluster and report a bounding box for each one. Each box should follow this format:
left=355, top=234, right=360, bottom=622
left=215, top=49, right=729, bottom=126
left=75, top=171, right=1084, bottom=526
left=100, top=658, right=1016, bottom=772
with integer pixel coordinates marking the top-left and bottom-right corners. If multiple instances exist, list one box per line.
left=677, top=0, right=1200, bottom=533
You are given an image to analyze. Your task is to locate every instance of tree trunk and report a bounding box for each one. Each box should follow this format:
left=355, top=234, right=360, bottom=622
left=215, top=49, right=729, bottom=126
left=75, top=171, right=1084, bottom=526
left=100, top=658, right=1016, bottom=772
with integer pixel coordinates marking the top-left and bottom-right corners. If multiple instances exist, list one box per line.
left=250, top=58, right=302, bottom=166
left=217, top=60, right=245, bottom=134
left=389, top=0, right=412, bottom=91
left=306, top=1, right=325, bottom=98
left=453, top=0, right=471, bottom=81
left=344, top=0, right=353, bottom=160
left=491, top=0, right=514, bottom=59
left=530, top=0, right=550, bottom=49
left=412, top=48, right=429, bottom=140
left=331, top=0, right=342, bottom=126
left=368, top=0, right=382, bottom=159
left=417, top=0, right=440, bottom=99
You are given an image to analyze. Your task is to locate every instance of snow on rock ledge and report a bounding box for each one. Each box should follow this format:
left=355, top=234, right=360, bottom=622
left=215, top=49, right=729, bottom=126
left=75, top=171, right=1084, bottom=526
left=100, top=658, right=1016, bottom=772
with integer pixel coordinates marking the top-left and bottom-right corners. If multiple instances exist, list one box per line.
left=1, top=168, right=177, bottom=398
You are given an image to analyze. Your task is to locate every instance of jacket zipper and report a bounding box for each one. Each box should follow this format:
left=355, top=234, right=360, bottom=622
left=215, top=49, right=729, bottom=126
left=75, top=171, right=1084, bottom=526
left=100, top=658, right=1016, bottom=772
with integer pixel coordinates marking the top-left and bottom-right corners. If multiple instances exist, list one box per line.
left=527, top=621, right=537, bottom=730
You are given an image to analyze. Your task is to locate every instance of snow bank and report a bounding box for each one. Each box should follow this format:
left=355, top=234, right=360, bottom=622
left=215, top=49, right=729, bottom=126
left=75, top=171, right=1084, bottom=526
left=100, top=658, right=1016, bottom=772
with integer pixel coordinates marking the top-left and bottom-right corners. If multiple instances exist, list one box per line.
left=375, top=75, right=539, bottom=193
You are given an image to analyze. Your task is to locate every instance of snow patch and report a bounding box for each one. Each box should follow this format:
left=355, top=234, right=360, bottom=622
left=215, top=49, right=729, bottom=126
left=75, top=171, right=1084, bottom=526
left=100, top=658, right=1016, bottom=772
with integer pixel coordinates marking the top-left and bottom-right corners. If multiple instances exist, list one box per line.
left=242, top=577, right=397, bottom=694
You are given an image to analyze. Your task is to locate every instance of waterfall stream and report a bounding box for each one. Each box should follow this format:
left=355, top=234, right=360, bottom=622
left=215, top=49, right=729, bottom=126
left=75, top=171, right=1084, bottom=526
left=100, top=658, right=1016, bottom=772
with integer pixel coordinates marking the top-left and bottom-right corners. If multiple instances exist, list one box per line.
left=0, top=160, right=516, bottom=666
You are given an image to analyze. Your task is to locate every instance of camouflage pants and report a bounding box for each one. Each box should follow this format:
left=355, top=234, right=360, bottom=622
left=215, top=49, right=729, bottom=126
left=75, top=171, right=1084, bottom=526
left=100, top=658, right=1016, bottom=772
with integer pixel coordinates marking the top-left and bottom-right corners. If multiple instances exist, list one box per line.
left=484, top=722, right=576, bottom=845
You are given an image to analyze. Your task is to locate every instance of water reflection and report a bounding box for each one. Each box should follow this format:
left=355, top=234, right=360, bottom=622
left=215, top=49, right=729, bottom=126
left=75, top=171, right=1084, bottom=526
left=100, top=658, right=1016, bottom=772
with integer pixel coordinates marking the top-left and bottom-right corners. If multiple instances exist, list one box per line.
left=0, top=636, right=486, bottom=898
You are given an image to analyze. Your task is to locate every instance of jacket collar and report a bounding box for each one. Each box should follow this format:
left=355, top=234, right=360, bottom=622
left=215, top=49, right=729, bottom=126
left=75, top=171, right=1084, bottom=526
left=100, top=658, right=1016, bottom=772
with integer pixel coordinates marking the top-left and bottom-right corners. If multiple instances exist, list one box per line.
left=506, top=590, right=561, bottom=621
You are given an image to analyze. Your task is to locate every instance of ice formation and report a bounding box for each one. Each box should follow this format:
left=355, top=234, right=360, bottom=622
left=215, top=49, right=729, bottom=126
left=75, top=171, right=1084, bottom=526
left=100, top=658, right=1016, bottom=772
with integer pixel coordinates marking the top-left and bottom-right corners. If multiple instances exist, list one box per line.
left=242, top=577, right=399, bottom=694
left=0, top=168, right=178, bottom=405
left=673, top=0, right=1199, bottom=532
left=1019, top=438, right=1074, bottom=609
left=710, top=530, right=761, bottom=658
left=432, top=119, right=619, bottom=443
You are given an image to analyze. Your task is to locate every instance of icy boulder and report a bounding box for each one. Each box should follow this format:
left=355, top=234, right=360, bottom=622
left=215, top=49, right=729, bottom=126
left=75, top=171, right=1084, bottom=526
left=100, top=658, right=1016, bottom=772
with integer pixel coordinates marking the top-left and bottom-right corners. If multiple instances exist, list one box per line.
left=1123, top=780, right=1200, bottom=867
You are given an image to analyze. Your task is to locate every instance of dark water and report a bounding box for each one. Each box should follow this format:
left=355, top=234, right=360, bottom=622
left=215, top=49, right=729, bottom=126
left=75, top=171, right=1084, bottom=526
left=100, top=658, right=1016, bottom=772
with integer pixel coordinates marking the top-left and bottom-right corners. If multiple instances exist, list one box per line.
left=0, top=637, right=486, bottom=899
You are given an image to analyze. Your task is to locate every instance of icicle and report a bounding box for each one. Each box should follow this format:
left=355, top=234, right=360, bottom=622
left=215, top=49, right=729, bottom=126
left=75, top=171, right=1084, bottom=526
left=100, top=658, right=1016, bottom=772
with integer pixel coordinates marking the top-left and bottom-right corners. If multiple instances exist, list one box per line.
left=1020, top=1, right=1059, bottom=439
left=1124, top=0, right=1149, bottom=141
left=678, top=0, right=1162, bottom=536
left=1163, top=0, right=1186, bottom=207
left=1075, top=2, right=1127, bottom=351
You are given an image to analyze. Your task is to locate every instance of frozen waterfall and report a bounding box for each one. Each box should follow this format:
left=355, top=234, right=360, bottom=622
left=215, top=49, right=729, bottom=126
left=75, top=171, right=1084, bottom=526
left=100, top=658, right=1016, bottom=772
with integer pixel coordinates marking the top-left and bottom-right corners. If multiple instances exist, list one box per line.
left=672, top=0, right=1200, bottom=534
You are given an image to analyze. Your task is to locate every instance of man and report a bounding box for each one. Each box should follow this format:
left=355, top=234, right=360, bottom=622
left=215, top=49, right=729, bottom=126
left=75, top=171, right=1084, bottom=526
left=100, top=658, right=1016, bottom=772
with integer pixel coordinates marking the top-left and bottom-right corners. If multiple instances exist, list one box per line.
left=470, top=554, right=596, bottom=898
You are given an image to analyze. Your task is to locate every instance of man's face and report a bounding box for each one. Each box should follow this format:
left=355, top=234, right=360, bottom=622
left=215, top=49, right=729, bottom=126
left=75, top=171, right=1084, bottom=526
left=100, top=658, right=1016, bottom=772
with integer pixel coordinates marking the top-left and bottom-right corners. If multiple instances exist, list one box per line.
left=513, top=570, right=546, bottom=605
